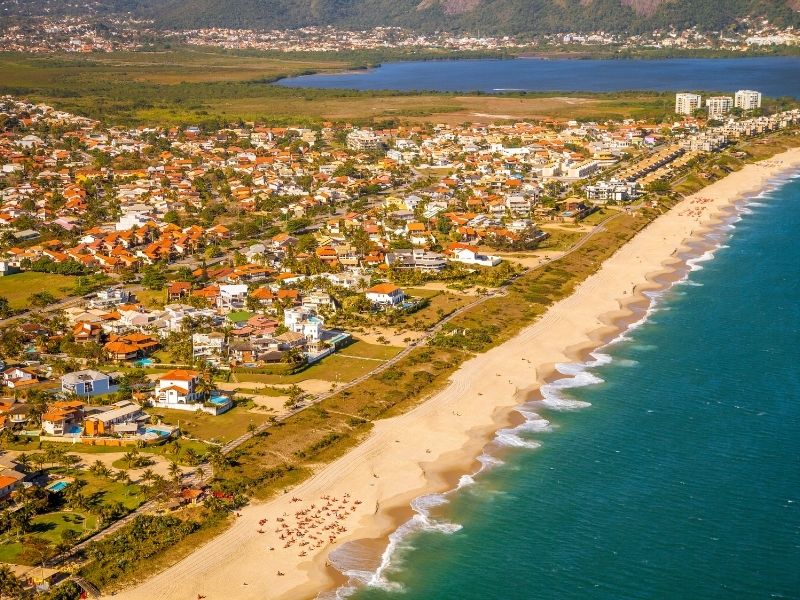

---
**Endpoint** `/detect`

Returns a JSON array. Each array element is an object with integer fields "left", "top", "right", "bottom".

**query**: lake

[{"left": 276, "top": 57, "right": 800, "bottom": 98}]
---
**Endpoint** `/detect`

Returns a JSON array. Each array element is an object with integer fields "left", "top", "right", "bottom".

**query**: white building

[
  {"left": 675, "top": 93, "right": 703, "bottom": 115},
  {"left": 284, "top": 307, "right": 323, "bottom": 342},
  {"left": 151, "top": 369, "right": 231, "bottom": 415},
  {"left": 217, "top": 284, "right": 248, "bottom": 311},
  {"left": 346, "top": 129, "right": 382, "bottom": 151},
  {"left": 735, "top": 90, "right": 762, "bottom": 111},
  {"left": 566, "top": 160, "right": 600, "bottom": 179},
  {"left": 585, "top": 179, "right": 641, "bottom": 203},
  {"left": 192, "top": 332, "right": 227, "bottom": 364},
  {"left": 706, "top": 96, "right": 734, "bottom": 119},
  {"left": 365, "top": 283, "right": 405, "bottom": 306}
]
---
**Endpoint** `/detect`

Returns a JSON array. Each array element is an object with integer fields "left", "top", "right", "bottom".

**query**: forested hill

[{"left": 4, "top": 0, "right": 800, "bottom": 34}]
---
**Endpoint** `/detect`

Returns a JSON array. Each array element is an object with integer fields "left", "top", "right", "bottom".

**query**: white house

[
  {"left": 217, "top": 284, "right": 249, "bottom": 311},
  {"left": 284, "top": 307, "right": 323, "bottom": 342},
  {"left": 365, "top": 284, "right": 405, "bottom": 306},
  {"left": 151, "top": 369, "right": 231, "bottom": 415},
  {"left": 446, "top": 243, "right": 502, "bottom": 267}
]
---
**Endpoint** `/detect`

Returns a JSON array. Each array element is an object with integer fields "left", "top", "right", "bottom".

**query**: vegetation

[{"left": 30, "top": 0, "right": 798, "bottom": 34}]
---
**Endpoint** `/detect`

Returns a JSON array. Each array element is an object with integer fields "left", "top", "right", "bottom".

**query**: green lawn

[
  {"left": 0, "top": 272, "right": 78, "bottom": 309},
  {"left": 339, "top": 340, "right": 403, "bottom": 360},
  {"left": 149, "top": 405, "right": 272, "bottom": 444},
  {"left": 406, "top": 292, "right": 471, "bottom": 329},
  {"left": 0, "top": 511, "right": 98, "bottom": 564},
  {"left": 131, "top": 287, "right": 166, "bottom": 309},
  {"left": 235, "top": 353, "right": 385, "bottom": 385},
  {"left": 405, "top": 288, "right": 442, "bottom": 299}
]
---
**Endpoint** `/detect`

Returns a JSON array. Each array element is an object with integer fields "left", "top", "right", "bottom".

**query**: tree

[
  {"left": 28, "top": 291, "right": 57, "bottom": 307},
  {"left": 168, "top": 461, "right": 182, "bottom": 484},
  {"left": 0, "top": 297, "right": 12, "bottom": 319},
  {"left": 0, "top": 564, "right": 23, "bottom": 600}
]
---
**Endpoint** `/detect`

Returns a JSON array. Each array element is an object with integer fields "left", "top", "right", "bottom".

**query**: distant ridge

[{"left": 3, "top": 0, "right": 799, "bottom": 34}]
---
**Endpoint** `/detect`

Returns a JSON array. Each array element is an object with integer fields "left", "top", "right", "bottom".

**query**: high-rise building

[
  {"left": 675, "top": 93, "right": 703, "bottom": 115},
  {"left": 706, "top": 96, "right": 734, "bottom": 119},
  {"left": 735, "top": 90, "right": 762, "bottom": 111}
]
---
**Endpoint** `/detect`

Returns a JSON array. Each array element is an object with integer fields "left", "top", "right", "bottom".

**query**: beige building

[
  {"left": 675, "top": 93, "right": 703, "bottom": 115},
  {"left": 706, "top": 96, "right": 734, "bottom": 119},
  {"left": 735, "top": 90, "right": 762, "bottom": 111}
]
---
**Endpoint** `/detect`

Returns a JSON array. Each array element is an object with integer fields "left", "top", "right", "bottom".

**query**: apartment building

[
  {"left": 734, "top": 90, "right": 762, "bottom": 111},
  {"left": 675, "top": 93, "right": 703, "bottom": 115},
  {"left": 706, "top": 96, "right": 734, "bottom": 119}
]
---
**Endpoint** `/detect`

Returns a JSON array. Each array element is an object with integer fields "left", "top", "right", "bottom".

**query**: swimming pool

[
  {"left": 135, "top": 358, "right": 154, "bottom": 367},
  {"left": 209, "top": 395, "right": 231, "bottom": 406},
  {"left": 47, "top": 481, "right": 69, "bottom": 493}
]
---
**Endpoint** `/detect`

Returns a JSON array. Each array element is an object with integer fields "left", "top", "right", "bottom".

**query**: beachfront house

[
  {"left": 150, "top": 369, "right": 232, "bottom": 415},
  {"left": 84, "top": 401, "right": 147, "bottom": 437},
  {"left": 444, "top": 243, "right": 502, "bottom": 267},
  {"left": 365, "top": 283, "right": 405, "bottom": 307}
]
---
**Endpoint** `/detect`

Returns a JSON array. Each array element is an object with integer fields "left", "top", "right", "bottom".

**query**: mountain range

[{"left": 3, "top": 0, "right": 800, "bottom": 34}]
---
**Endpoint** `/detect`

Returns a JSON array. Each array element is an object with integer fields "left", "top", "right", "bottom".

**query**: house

[
  {"left": 0, "top": 475, "right": 20, "bottom": 500},
  {"left": 445, "top": 243, "right": 502, "bottom": 267},
  {"left": 167, "top": 281, "right": 192, "bottom": 302},
  {"left": 151, "top": 369, "right": 231, "bottom": 415},
  {"left": 217, "top": 284, "right": 248, "bottom": 311},
  {"left": 72, "top": 322, "right": 103, "bottom": 344},
  {"left": 385, "top": 249, "right": 447, "bottom": 272},
  {"left": 61, "top": 370, "right": 120, "bottom": 397},
  {"left": 2, "top": 367, "right": 38, "bottom": 389},
  {"left": 192, "top": 332, "right": 227, "bottom": 365},
  {"left": 284, "top": 307, "right": 323, "bottom": 343},
  {"left": 365, "top": 283, "right": 405, "bottom": 306},
  {"left": 41, "top": 401, "right": 84, "bottom": 436},
  {"left": 84, "top": 401, "right": 146, "bottom": 436},
  {"left": 103, "top": 333, "right": 159, "bottom": 361}
]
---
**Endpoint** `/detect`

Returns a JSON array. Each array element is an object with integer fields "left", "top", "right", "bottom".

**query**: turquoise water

[
  {"left": 278, "top": 57, "right": 800, "bottom": 98},
  {"left": 349, "top": 174, "right": 800, "bottom": 599}
]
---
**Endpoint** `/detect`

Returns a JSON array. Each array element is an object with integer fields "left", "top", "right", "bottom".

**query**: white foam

[{"left": 495, "top": 429, "right": 542, "bottom": 449}]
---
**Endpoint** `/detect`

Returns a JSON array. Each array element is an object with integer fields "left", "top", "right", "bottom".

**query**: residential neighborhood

[{"left": 0, "top": 85, "right": 797, "bottom": 597}]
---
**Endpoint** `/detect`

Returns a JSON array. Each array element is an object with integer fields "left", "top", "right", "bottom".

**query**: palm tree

[
  {"left": 140, "top": 468, "right": 155, "bottom": 485},
  {"left": 168, "top": 462, "right": 182, "bottom": 484}
]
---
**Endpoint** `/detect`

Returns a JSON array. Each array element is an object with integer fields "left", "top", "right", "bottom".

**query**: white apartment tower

[
  {"left": 675, "top": 93, "right": 703, "bottom": 115},
  {"left": 706, "top": 96, "right": 734, "bottom": 119},
  {"left": 735, "top": 90, "right": 762, "bottom": 111}
]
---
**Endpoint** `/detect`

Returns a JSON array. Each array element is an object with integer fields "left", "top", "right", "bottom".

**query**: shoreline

[{"left": 104, "top": 148, "right": 800, "bottom": 600}]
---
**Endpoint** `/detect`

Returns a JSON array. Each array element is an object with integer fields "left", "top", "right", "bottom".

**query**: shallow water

[{"left": 347, "top": 174, "right": 800, "bottom": 599}]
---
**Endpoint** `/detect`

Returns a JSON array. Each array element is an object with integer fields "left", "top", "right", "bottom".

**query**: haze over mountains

[{"left": 3, "top": 0, "right": 799, "bottom": 33}]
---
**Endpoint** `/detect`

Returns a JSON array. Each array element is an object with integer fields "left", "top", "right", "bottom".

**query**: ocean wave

[{"left": 495, "top": 429, "right": 542, "bottom": 448}]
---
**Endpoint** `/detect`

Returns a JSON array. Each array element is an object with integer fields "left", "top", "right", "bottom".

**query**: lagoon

[{"left": 277, "top": 56, "right": 800, "bottom": 98}]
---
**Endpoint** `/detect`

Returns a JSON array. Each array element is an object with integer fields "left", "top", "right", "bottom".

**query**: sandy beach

[{"left": 106, "top": 148, "right": 800, "bottom": 600}]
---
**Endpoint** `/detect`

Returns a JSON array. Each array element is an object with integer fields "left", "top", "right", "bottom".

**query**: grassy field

[
  {"left": 0, "top": 48, "right": 681, "bottom": 126},
  {"left": 234, "top": 352, "right": 385, "bottom": 385},
  {"left": 149, "top": 404, "right": 273, "bottom": 444},
  {"left": 0, "top": 272, "right": 78, "bottom": 309},
  {"left": 338, "top": 340, "right": 404, "bottom": 360}
]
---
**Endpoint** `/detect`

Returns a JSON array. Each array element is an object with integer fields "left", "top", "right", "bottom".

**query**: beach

[{"left": 106, "top": 147, "right": 800, "bottom": 600}]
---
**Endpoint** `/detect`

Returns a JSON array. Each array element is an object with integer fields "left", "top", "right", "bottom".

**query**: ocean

[
  {"left": 276, "top": 57, "right": 800, "bottom": 98},
  {"left": 342, "top": 173, "right": 800, "bottom": 599}
]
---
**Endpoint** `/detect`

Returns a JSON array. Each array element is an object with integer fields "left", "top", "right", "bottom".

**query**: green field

[
  {"left": 149, "top": 405, "right": 272, "bottom": 444},
  {"left": 0, "top": 272, "right": 78, "bottom": 309},
  {"left": 338, "top": 340, "right": 403, "bottom": 360},
  {"left": 234, "top": 352, "right": 386, "bottom": 385},
  {"left": 0, "top": 48, "right": 686, "bottom": 126}
]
